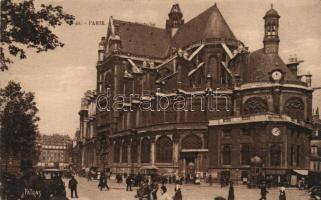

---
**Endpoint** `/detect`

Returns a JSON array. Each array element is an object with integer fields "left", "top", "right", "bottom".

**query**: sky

[{"left": 0, "top": 0, "right": 320, "bottom": 137}]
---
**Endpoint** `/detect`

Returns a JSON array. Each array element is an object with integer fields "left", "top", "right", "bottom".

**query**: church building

[{"left": 91, "top": 3, "right": 313, "bottom": 183}]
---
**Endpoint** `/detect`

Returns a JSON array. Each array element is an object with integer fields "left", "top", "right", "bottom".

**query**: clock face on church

[
  {"left": 271, "top": 127, "right": 281, "bottom": 136},
  {"left": 271, "top": 70, "right": 283, "bottom": 81}
]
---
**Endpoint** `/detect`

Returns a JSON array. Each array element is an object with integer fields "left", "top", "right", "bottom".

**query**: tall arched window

[
  {"left": 243, "top": 97, "right": 268, "bottom": 115},
  {"left": 122, "top": 141, "right": 128, "bottom": 163},
  {"left": 141, "top": 138, "right": 151, "bottom": 163},
  {"left": 182, "top": 134, "right": 202, "bottom": 149},
  {"left": 113, "top": 141, "right": 120, "bottom": 163},
  {"left": 208, "top": 56, "right": 218, "bottom": 79},
  {"left": 284, "top": 97, "right": 304, "bottom": 120},
  {"left": 222, "top": 145, "right": 231, "bottom": 165},
  {"left": 241, "top": 144, "right": 252, "bottom": 165},
  {"left": 270, "top": 144, "right": 281, "bottom": 167},
  {"left": 156, "top": 135, "right": 173, "bottom": 163},
  {"left": 103, "top": 72, "right": 112, "bottom": 93},
  {"left": 131, "top": 140, "right": 139, "bottom": 163}
]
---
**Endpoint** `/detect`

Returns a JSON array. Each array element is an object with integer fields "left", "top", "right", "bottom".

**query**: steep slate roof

[
  {"left": 172, "top": 4, "right": 237, "bottom": 48},
  {"left": 111, "top": 4, "right": 237, "bottom": 58},
  {"left": 241, "top": 49, "right": 299, "bottom": 83},
  {"left": 113, "top": 19, "right": 171, "bottom": 58}
]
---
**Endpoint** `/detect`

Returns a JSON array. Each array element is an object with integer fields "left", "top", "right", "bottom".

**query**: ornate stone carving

[
  {"left": 172, "top": 132, "right": 180, "bottom": 143},
  {"left": 243, "top": 97, "right": 268, "bottom": 115},
  {"left": 182, "top": 134, "right": 202, "bottom": 149},
  {"left": 284, "top": 97, "right": 304, "bottom": 120}
]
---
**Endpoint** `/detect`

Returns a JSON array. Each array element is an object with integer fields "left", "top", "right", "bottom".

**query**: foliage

[
  {"left": 0, "top": 81, "right": 40, "bottom": 160},
  {"left": 0, "top": 0, "right": 75, "bottom": 71}
]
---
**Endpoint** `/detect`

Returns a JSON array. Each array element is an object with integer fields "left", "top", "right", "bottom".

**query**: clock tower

[{"left": 263, "top": 4, "right": 280, "bottom": 54}]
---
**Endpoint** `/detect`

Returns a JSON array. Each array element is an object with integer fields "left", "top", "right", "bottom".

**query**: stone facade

[{"left": 78, "top": 3, "right": 314, "bottom": 183}]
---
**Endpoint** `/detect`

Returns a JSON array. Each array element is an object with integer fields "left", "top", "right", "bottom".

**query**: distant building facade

[
  {"left": 310, "top": 109, "right": 321, "bottom": 172},
  {"left": 78, "top": 91, "right": 103, "bottom": 169},
  {"left": 78, "top": 3, "right": 314, "bottom": 183},
  {"left": 38, "top": 134, "right": 72, "bottom": 168},
  {"left": 71, "top": 129, "right": 82, "bottom": 171}
]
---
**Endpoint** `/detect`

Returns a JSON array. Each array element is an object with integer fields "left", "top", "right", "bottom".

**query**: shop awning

[{"left": 293, "top": 170, "right": 308, "bottom": 176}]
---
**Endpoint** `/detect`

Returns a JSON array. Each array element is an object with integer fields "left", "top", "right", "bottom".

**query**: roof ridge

[
  {"left": 113, "top": 18, "right": 166, "bottom": 31},
  {"left": 172, "top": 4, "right": 237, "bottom": 48},
  {"left": 209, "top": 5, "right": 237, "bottom": 39}
]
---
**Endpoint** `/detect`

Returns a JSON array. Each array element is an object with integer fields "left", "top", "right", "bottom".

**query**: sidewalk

[{"left": 63, "top": 176, "right": 310, "bottom": 200}]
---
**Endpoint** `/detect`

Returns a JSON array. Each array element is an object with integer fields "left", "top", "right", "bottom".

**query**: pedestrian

[
  {"left": 209, "top": 174, "right": 212, "bottom": 186},
  {"left": 227, "top": 181, "right": 234, "bottom": 200},
  {"left": 126, "top": 175, "right": 132, "bottom": 191},
  {"left": 279, "top": 186, "right": 286, "bottom": 200},
  {"left": 141, "top": 180, "right": 151, "bottom": 200},
  {"left": 98, "top": 174, "right": 109, "bottom": 191},
  {"left": 220, "top": 177, "right": 224, "bottom": 188},
  {"left": 104, "top": 175, "right": 110, "bottom": 190},
  {"left": 260, "top": 183, "right": 268, "bottom": 200},
  {"left": 151, "top": 182, "right": 159, "bottom": 200},
  {"left": 68, "top": 176, "right": 78, "bottom": 198},
  {"left": 173, "top": 183, "right": 182, "bottom": 200},
  {"left": 160, "top": 186, "right": 171, "bottom": 200}
]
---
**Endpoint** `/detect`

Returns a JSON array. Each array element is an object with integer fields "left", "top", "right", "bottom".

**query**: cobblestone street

[{"left": 64, "top": 176, "right": 310, "bottom": 200}]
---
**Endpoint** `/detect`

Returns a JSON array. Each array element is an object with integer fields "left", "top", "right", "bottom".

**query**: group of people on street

[
  {"left": 67, "top": 172, "right": 289, "bottom": 200},
  {"left": 136, "top": 180, "right": 182, "bottom": 200},
  {"left": 259, "top": 181, "right": 287, "bottom": 200}
]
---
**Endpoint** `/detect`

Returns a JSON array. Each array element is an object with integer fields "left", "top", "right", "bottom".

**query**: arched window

[
  {"left": 270, "top": 144, "right": 281, "bottom": 167},
  {"left": 141, "top": 138, "right": 151, "bottom": 163},
  {"left": 121, "top": 141, "right": 128, "bottom": 163},
  {"left": 243, "top": 97, "right": 268, "bottom": 115},
  {"left": 131, "top": 140, "right": 139, "bottom": 163},
  {"left": 241, "top": 144, "right": 252, "bottom": 165},
  {"left": 222, "top": 145, "right": 231, "bottom": 165},
  {"left": 208, "top": 56, "right": 218, "bottom": 79},
  {"left": 113, "top": 141, "right": 120, "bottom": 163},
  {"left": 156, "top": 135, "right": 173, "bottom": 163},
  {"left": 284, "top": 97, "right": 304, "bottom": 120},
  {"left": 182, "top": 134, "right": 202, "bottom": 149},
  {"left": 103, "top": 72, "right": 112, "bottom": 93}
]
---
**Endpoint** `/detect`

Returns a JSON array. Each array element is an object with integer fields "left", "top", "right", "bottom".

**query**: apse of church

[{"left": 89, "top": 3, "right": 313, "bottom": 182}]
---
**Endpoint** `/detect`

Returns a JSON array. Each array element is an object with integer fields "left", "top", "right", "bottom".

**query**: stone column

[
  {"left": 128, "top": 140, "right": 131, "bottom": 165},
  {"left": 272, "top": 87, "right": 281, "bottom": 114},
  {"left": 173, "top": 133, "right": 180, "bottom": 166},
  {"left": 138, "top": 138, "right": 141, "bottom": 164},
  {"left": 119, "top": 139, "right": 123, "bottom": 164},
  {"left": 150, "top": 135, "right": 156, "bottom": 165}
]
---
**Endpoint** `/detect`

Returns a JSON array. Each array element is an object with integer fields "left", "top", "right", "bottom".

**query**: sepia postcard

[{"left": 0, "top": 0, "right": 321, "bottom": 199}]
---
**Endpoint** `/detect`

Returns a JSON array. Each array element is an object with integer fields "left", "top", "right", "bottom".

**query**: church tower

[
  {"left": 263, "top": 4, "right": 280, "bottom": 54},
  {"left": 166, "top": 4, "right": 184, "bottom": 37}
]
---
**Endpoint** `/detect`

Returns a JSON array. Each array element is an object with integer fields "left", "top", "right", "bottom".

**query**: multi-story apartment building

[{"left": 38, "top": 134, "right": 72, "bottom": 168}]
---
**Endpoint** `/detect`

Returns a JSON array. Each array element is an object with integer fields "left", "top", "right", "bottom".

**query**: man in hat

[{"left": 279, "top": 186, "right": 286, "bottom": 200}]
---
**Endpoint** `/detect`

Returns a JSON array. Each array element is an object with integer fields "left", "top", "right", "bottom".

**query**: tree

[
  {"left": 0, "top": 0, "right": 75, "bottom": 71},
  {"left": 0, "top": 81, "right": 40, "bottom": 170}
]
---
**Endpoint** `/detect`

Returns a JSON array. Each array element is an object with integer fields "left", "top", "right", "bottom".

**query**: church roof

[
  {"left": 108, "top": 4, "right": 237, "bottom": 58},
  {"left": 172, "top": 4, "right": 237, "bottom": 48},
  {"left": 113, "top": 19, "right": 171, "bottom": 58},
  {"left": 241, "top": 48, "right": 299, "bottom": 83}
]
